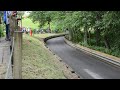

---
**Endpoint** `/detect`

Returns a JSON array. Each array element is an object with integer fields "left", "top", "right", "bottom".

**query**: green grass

[
  {"left": 0, "top": 24, "right": 5, "bottom": 37},
  {"left": 22, "top": 18, "right": 39, "bottom": 29},
  {"left": 22, "top": 34, "right": 66, "bottom": 79}
]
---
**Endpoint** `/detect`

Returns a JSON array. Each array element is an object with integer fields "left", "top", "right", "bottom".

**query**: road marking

[{"left": 84, "top": 69, "right": 104, "bottom": 79}]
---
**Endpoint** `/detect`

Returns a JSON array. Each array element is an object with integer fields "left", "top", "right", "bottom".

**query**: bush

[
  {"left": 79, "top": 42, "right": 120, "bottom": 58},
  {"left": 89, "top": 39, "right": 96, "bottom": 46},
  {"left": 0, "top": 25, "right": 4, "bottom": 37}
]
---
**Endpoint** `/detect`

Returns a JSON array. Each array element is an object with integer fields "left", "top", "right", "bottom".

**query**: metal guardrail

[{"left": 5, "top": 37, "right": 14, "bottom": 79}]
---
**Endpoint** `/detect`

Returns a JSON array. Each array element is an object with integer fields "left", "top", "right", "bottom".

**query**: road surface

[{"left": 46, "top": 37, "right": 120, "bottom": 79}]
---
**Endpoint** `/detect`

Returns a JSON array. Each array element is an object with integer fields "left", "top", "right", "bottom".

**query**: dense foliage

[
  {"left": 0, "top": 11, "right": 4, "bottom": 37},
  {"left": 29, "top": 11, "right": 120, "bottom": 57}
]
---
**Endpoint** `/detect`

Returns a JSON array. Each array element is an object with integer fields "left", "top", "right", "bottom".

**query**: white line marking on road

[{"left": 84, "top": 69, "right": 104, "bottom": 79}]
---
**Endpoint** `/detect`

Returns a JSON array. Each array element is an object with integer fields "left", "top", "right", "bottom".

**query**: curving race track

[{"left": 46, "top": 37, "right": 120, "bottom": 79}]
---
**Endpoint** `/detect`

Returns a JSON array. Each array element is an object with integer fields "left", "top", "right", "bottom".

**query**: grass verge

[
  {"left": 22, "top": 34, "right": 79, "bottom": 79},
  {"left": 22, "top": 34, "right": 66, "bottom": 79}
]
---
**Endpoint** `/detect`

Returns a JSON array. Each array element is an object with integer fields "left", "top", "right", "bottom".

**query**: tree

[
  {"left": 17, "top": 11, "right": 25, "bottom": 16},
  {"left": 29, "top": 11, "right": 120, "bottom": 57},
  {"left": 29, "top": 11, "right": 57, "bottom": 32}
]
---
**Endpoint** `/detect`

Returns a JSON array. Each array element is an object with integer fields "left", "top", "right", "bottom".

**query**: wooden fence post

[
  {"left": 9, "top": 13, "right": 23, "bottom": 79},
  {"left": 13, "top": 30, "right": 22, "bottom": 79}
]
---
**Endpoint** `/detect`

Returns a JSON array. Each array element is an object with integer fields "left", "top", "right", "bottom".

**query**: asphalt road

[{"left": 46, "top": 37, "right": 120, "bottom": 79}]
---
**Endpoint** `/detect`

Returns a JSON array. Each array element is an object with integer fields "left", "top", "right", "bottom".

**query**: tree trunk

[
  {"left": 84, "top": 26, "right": 88, "bottom": 45},
  {"left": 88, "top": 31, "right": 91, "bottom": 45},
  {"left": 104, "top": 35, "right": 111, "bottom": 49},
  {"left": 95, "top": 12, "right": 102, "bottom": 46},
  {"left": 71, "top": 29, "right": 74, "bottom": 41},
  {"left": 95, "top": 28, "right": 101, "bottom": 46},
  {"left": 48, "top": 22, "right": 51, "bottom": 33},
  {"left": 69, "top": 29, "right": 72, "bottom": 41},
  {"left": 73, "top": 28, "right": 76, "bottom": 42}
]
